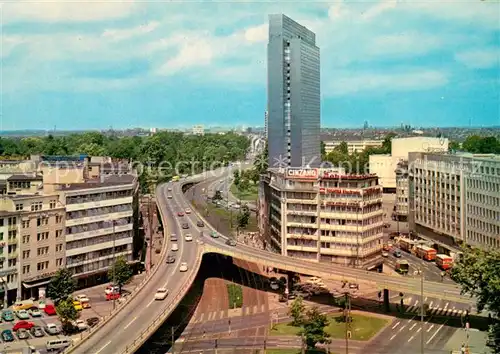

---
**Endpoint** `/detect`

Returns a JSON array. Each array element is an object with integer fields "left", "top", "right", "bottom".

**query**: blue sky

[{"left": 1, "top": 0, "right": 499, "bottom": 130}]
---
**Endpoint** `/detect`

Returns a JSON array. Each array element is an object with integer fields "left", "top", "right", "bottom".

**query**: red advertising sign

[{"left": 286, "top": 168, "right": 318, "bottom": 179}]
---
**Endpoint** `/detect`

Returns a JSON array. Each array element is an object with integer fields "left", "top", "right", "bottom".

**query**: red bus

[
  {"left": 435, "top": 254, "right": 453, "bottom": 270},
  {"left": 416, "top": 245, "right": 437, "bottom": 261}
]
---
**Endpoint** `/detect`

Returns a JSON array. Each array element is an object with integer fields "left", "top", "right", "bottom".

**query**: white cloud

[
  {"left": 455, "top": 48, "right": 500, "bottom": 69},
  {"left": 102, "top": 22, "right": 160, "bottom": 41},
  {"left": 244, "top": 24, "right": 268, "bottom": 43},
  {"left": 362, "top": 0, "right": 398, "bottom": 21},
  {"left": 327, "top": 70, "right": 448, "bottom": 95},
  {"left": 4, "top": 0, "right": 137, "bottom": 23},
  {"left": 367, "top": 33, "right": 441, "bottom": 57}
]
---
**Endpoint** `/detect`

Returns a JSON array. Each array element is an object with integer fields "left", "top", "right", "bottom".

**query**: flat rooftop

[{"left": 58, "top": 174, "right": 136, "bottom": 191}]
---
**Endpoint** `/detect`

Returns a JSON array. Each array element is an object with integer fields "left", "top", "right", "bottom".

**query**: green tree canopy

[
  {"left": 108, "top": 256, "right": 133, "bottom": 291},
  {"left": 47, "top": 268, "right": 76, "bottom": 305},
  {"left": 236, "top": 206, "right": 250, "bottom": 229},
  {"left": 300, "top": 307, "right": 331, "bottom": 349},
  {"left": 56, "top": 297, "right": 79, "bottom": 333},
  {"left": 289, "top": 296, "right": 306, "bottom": 326}
]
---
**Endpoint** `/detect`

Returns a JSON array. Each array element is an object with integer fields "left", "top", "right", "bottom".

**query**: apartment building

[
  {"left": 408, "top": 152, "right": 500, "bottom": 252},
  {"left": 60, "top": 174, "right": 138, "bottom": 287},
  {"left": 323, "top": 140, "right": 383, "bottom": 155},
  {"left": 0, "top": 211, "right": 20, "bottom": 304},
  {"left": 394, "top": 160, "right": 409, "bottom": 221},
  {"left": 260, "top": 168, "right": 384, "bottom": 269}
]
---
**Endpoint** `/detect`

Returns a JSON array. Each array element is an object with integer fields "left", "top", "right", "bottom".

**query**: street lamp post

[{"left": 414, "top": 268, "right": 425, "bottom": 354}]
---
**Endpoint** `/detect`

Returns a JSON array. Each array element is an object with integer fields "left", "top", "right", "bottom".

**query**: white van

[
  {"left": 46, "top": 338, "right": 72, "bottom": 351},
  {"left": 171, "top": 243, "right": 179, "bottom": 252}
]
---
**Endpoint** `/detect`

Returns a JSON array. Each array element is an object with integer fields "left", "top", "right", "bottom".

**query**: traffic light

[
  {"left": 399, "top": 292, "right": 404, "bottom": 297},
  {"left": 215, "top": 339, "right": 218, "bottom": 348},
  {"left": 378, "top": 291, "right": 382, "bottom": 299}
]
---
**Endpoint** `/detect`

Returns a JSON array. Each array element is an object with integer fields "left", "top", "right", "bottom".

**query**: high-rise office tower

[{"left": 267, "top": 14, "right": 321, "bottom": 168}]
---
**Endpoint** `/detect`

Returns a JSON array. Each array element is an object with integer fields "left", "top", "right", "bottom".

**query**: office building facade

[
  {"left": 408, "top": 152, "right": 500, "bottom": 252},
  {"left": 260, "top": 168, "right": 384, "bottom": 269},
  {"left": 394, "top": 160, "right": 409, "bottom": 221},
  {"left": 267, "top": 14, "right": 321, "bottom": 168}
]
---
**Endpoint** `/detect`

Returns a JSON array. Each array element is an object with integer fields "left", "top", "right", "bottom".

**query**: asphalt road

[{"left": 70, "top": 178, "right": 202, "bottom": 354}]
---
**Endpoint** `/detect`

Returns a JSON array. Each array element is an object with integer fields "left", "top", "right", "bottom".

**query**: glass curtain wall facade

[{"left": 267, "top": 14, "right": 321, "bottom": 169}]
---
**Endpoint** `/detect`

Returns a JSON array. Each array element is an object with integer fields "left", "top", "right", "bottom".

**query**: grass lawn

[
  {"left": 226, "top": 283, "right": 243, "bottom": 308},
  {"left": 231, "top": 182, "right": 259, "bottom": 201},
  {"left": 270, "top": 314, "right": 389, "bottom": 341},
  {"left": 200, "top": 200, "right": 258, "bottom": 233}
]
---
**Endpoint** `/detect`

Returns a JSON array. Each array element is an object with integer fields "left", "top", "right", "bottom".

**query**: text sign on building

[{"left": 286, "top": 168, "right": 318, "bottom": 179}]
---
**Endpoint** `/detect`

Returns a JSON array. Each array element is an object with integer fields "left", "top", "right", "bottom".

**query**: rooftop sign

[{"left": 286, "top": 168, "right": 318, "bottom": 179}]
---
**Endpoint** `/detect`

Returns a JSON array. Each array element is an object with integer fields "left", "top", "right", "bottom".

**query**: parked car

[
  {"left": 2, "top": 310, "right": 14, "bottom": 321},
  {"left": 166, "top": 255, "right": 175, "bottom": 264},
  {"left": 154, "top": 288, "right": 169, "bottom": 301},
  {"left": 16, "top": 309, "right": 30, "bottom": 320},
  {"left": 105, "top": 285, "right": 120, "bottom": 295},
  {"left": 196, "top": 220, "right": 204, "bottom": 227},
  {"left": 75, "top": 294, "right": 90, "bottom": 303},
  {"left": 73, "top": 301, "right": 83, "bottom": 311},
  {"left": 44, "top": 323, "right": 60, "bottom": 335},
  {"left": 73, "top": 319, "right": 89, "bottom": 331},
  {"left": 44, "top": 304, "right": 56, "bottom": 316},
  {"left": 16, "top": 328, "right": 30, "bottom": 340},
  {"left": 2, "top": 329, "right": 14, "bottom": 342},
  {"left": 13, "top": 321, "right": 35, "bottom": 331},
  {"left": 30, "top": 325, "right": 44, "bottom": 337},
  {"left": 28, "top": 308, "right": 42, "bottom": 317},
  {"left": 106, "top": 293, "right": 120, "bottom": 301},
  {"left": 86, "top": 317, "right": 99, "bottom": 327}
]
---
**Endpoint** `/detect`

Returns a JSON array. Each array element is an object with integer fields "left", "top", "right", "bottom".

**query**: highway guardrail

[{"left": 121, "top": 246, "right": 205, "bottom": 353}]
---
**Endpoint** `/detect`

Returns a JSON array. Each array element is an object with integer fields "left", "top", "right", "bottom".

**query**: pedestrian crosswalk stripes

[{"left": 406, "top": 304, "right": 465, "bottom": 317}]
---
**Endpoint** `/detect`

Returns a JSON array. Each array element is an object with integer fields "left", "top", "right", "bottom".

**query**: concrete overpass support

[
  {"left": 287, "top": 271, "right": 297, "bottom": 293},
  {"left": 383, "top": 289, "right": 390, "bottom": 312}
]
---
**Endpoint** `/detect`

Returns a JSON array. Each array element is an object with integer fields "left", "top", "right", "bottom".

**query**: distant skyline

[{"left": 2, "top": 1, "right": 499, "bottom": 130}]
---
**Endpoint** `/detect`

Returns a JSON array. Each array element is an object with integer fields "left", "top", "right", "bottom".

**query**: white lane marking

[
  {"left": 146, "top": 299, "right": 154, "bottom": 308},
  {"left": 95, "top": 341, "right": 112, "bottom": 354},
  {"left": 426, "top": 323, "right": 444, "bottom": 344},
  {"left": 444, "top": 302, "right": 449, "bottom": 309},
  {"left": 124, "top": 317, "right": 137, "bottom": 330},
  {"left": 409, "top": 323, "right": 417, "bottom": 331},
  {"left": 427, "top": 324, "right": 434, "bottom": 333},
  {"left": 429, "top": 301, "right": 433, "bottom": 308},
  {"left": 392, "top": 321, "right": 400, "bottom": 329},
  {"left": 416, "top": 327, "right": 422, "bottom": 333},
  {"left": 389, "top": 334, "right": 397, "bottom": 341},
  {"left": 424, "top": 297, "right": 428, "bottom": 302},
  {"left": 414, "top": 300, "right": 419, "bottom": 306},
  {"left": 398, "top": 324, "right": 406, "bottom": 332},
  {"left": 407, "top": 335, "right": 415, "bottom": 342}
]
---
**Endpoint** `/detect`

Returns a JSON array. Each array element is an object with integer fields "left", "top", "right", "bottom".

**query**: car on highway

[
  {"left": 185, "top": 208, "right": 192, "bottom": 214},
  {"left": 16, "top": 328, "right": 30, "bottom": 340},
  {"left": 394, "top": 250, "right": 402, "bottom": 258},
  {"left": 16, "top": 309, "right": 30, "bottom": 320},
  {"left": 13, "top": 320, "right": 35, "bottom": 331},
  {"left": 177, "top": 211, "right": 185, "bottom": 217},
  {"left": 2, "top": 329, "right": 14, "bottom": 342},
  {"left": 170, "top": 233, "right": 178, "bottom": 242},
  {"left": 184, "top": 234, "right": 193, "bottom": 242},
  {"left": 166, "top": 255, "right": 175, "bottom": 264},
  {"left": 179, "top": 262, "right": 188, "bottom": 272},
  {"left": 196, "top": 220, "right": 204, "bottom": 227},
  {"left": 167, "top": 187, "right": 172, "bottom": 191},
  {"left": 225, "top": 238, "right": 237, "bottom": 246},
  {"left": 28, "top": 308, "right": 42, "bottom": 317},
  {"left": 154, "top": 288, "right": 169, "bottom": 300},
  {"left": 44, "top": 304, "right": 56, "bottom": 316},
  {"left": 2, "top": 310, "right": 14, "bottom": 321},
  {"left": 44, "top": 323, "right": 60, "bottom": 335},
  {"left": 181, "top": 223, "right": 189, "bottom": 229},
  {"left": 167, "top": 195, "right": 173, "bottom": 199},
  {"left": 382, "top": 251, "right": 389, "bottom": 257},
  {"left": 210, "top": 231, "right": 219, "bottom": 238},
  {"left": 171, "top": 243, "right": 179, "bottom": 251},
  {"left": 30, "top": 325, "right": 44, "bottom": 337}
]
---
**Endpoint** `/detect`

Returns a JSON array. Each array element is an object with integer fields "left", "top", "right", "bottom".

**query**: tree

[
  {"left": 212, "top": 190, "right": 223, "bottom": 202},
  {"left": 320, "top": 141, "right": 326, "bottom": 159},
  {"left": 238, "top": 178, "right": 250, "bottom": 193},
  {"left": 448, "top": 140, "right": 460, "bottom": 152},
  {"left": 108, "top": 256, "right": 133, "bottom": 292},
  {"left": 300, "top": 307, "right": 331, "bottom": 350},
  {"left": 47, "top": 268, "right": 76, "bottom": 305},
  {"left": 56, "top": 297, "right": 79, "bottom": 333},
  {"left": 233, "top": 170, "right": 241, "bottom": 188},
  {"left": 289, "top": 296, "right": 306, "bottom": 326},
  {"left": 451, "top": 247, "right": 500, "bottom": 353},
  {"left": 334, "top": 141, "right": 348, "bottom": 155},
  {"left": 236, "top": 206, "right": 250, "bottom": 229}
]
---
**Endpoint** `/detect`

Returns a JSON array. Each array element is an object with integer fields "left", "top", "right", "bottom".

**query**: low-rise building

[
  {"left": 192, "top": 125, "right": 205, "bottom": 136},
  {"left": 323, "top": 139, "right": 383, "bottom": 155},
  {"left": 408, "top": 152, "right": 500, "bottom": 253},
  {"left": 259, "top": 168, "right": 384, "bottom": 269}
]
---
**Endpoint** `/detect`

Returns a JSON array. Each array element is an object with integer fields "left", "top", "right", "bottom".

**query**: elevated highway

[{"left": 68, "top": 167, "right": 475, "bottom": 354}]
